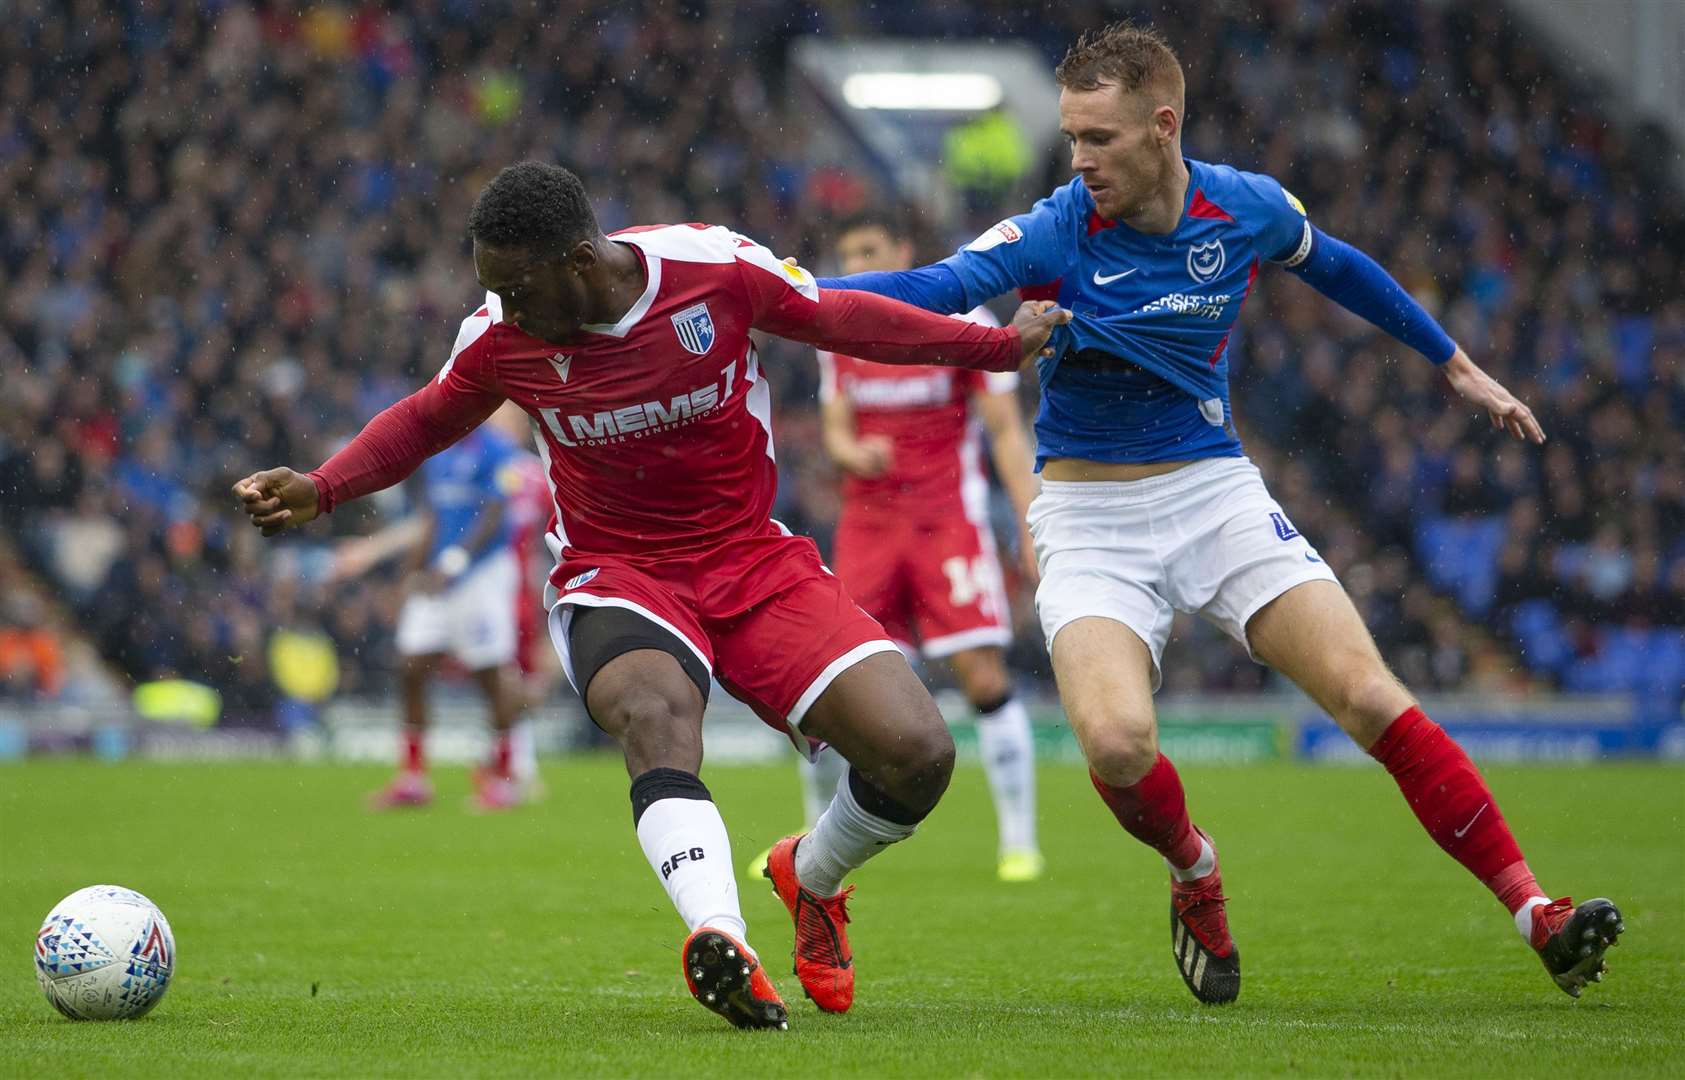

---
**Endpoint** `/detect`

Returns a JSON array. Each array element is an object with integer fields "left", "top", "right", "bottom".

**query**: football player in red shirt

[
  {"left": 805, "top": 211, "right": 1044, "bottom": 883},
  {"left": 235, "top": 162, "right": 1067, "bottom": 1030}
]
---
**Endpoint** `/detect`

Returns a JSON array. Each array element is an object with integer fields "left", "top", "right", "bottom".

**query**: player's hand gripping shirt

[
  {"left": 817, "top": 307, "right": 1015, "bottom": 521},
  {"left": 940, "top": 160, "right": 1313, "bottom": 466}
]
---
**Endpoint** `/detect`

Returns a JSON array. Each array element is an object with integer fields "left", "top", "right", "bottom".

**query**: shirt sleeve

[
  {"left": 936, "top": 182, "right": 1079, "bottom": 308},
  {"left": 1234, "top": 170, "right": 1314, "bottom": 266},
  {"left": 729, "top": 231, "right": 823, "bottom": 318},
  {"left": 309, "top": 316, "right": 507, "bottom": 514},
  {"left": 1288, "top": 226, "right": 1457, "bottom": 365},
  {"left": 815, "top": 264, "right": 969, "bottom": 313},
  {"left": 733, "top": 233, "right": 1021, "bottom": 372}
]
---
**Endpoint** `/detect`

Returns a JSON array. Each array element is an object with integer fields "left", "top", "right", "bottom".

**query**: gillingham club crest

[
  {"left": 1186, "top": 239, "right": 1226, "bottom": 284},
  {"left": 670, "top": 302, "right": 716, "bottom": 355}
]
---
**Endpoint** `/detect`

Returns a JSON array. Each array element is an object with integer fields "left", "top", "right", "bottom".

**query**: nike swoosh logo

[
  {"left": 1454, "top": 803, "right": 1488, "bottom": 838},
  {"left": 1305, "top": 552, "right": 1323, "bottom": 563},
  {"left": 1092, "top": 268, "right": 1138, "bottom": 285}
]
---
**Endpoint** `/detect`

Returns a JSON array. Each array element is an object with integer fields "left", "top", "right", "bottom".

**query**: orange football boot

[{"left": 764, "top": 834, "right": 854, "bottom": 1013}]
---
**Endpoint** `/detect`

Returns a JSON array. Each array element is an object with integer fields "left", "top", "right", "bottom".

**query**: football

[{"left": 34, "top": 885, "right": 175, "bottom": 1021}]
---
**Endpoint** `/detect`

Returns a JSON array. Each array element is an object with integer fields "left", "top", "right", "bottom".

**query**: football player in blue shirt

[
  {"left": 341, "top": 424, "right": 532, "bottom": 813},
  {"left": 820, "top": 21, "right": 1618, "bottom": 1004}
]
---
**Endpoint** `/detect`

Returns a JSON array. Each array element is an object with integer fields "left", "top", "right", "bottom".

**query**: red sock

[
  {"left": 492, "top": 732, "right": 512, "bottom": 779},
  {"left": 1090, "top": 754, "right": 1206, "bottom": 873},
  {"left": 402, "top": 728, "right": 424, "bottom": 773},
  {"left": 1369, "top": 706, "right": 1543, "bottom": 914}
]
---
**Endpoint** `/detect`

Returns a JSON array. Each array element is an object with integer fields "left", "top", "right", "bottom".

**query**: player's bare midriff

[{"left": 1042, "top": 458, "right": 1195, "bottom": 482}]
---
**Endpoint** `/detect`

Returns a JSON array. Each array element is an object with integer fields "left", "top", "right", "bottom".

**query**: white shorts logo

[
  {"left": 1187, "top": 240, "right": 1226, "bottom": 284},
  {"left": 564, "top": 568, "right": 600, "bottom": 590}
]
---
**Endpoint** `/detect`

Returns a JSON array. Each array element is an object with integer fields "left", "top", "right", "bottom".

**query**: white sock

[
  {"left": 794, "top": 770, "right": 916, "bottom": 897},
  {"left": 975, "top": 697, "right": 1038, "bottom": 856},
  {"left": 509, "top": 722, "right": 538, "bottom": 784},
  {"left": 1167, "top": 833, "right": 1217, "bottom": 882},
  {"left": 1513, "top": 896, "right": 1551, "bottom": 942},
  {"left": 635, "top": 796, "right": 752, "bottom": 956},
  {"left": 798, "top": 744, "right": 849, "bottom": 830}
]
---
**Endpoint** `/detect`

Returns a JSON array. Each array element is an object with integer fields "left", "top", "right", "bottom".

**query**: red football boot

[
  {"left": 681, "top": 928, "right": 787, "bottom": 1030},
  {"left": 764, "top": 834, "right": 854, "bottom": 1013},
  {"left": 1169, "top": 831, "right": 1240, "bottom": 1004},
  {"left": 367, "top": 770, "right": 433, "bottom": 811},
  {"left": 469, "top": 771, "right": 521, "bottom": 813}
]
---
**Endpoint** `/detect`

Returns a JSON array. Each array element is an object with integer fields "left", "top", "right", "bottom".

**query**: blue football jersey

[
  {"left": 419, "top": 426, "right": 518, "bottom": 567},
  {"left": 938, "top": 159, "right": 1312, "bottom": 466}
]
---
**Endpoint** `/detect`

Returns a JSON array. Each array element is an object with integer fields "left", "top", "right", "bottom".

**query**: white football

[{"left": 35, "top": 885, "right": 175, "bottom": 1020}]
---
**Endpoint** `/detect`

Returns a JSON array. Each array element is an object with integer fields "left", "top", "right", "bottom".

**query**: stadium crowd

[{"left": 0, "top": 0, "right": 1678, "bottom": 717}]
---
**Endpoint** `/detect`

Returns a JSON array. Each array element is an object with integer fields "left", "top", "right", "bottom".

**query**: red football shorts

[
  {"left": 831, "top": 510, "right": 1010, "bottom": 659},
  {"left": 546, "top": 526, "right": 896, "bottom": 749}
]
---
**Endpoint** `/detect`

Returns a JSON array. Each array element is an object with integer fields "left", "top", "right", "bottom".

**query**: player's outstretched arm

[
  {"left": 328, "top": 515, "right": 431, "bottom": 582},
  {"left": 233, "top": 376, "right": 503, "bottom": 537},
  {"left": 1282, "top": 225, "right": 1542, "bottom": 444},
  {"left": 813, "top": 196, "right": 1073, "bottom": 315},
  {"left": 815, "top": 263, "right": 970, "bottom": 315},
  {"left": 757, "top": 287, "right": 1067, "bottom": 372}
]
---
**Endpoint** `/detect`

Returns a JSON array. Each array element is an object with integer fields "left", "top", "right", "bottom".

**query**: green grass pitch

[{"left": 2, "top": 756, "right": 1681, "bottom": 1077}]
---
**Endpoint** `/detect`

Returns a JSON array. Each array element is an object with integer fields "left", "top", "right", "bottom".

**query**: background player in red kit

[
  {"left": 815, "top": 211, "right": 1044, "bottom": 882},
  {"left": 234, "top": 162, "right": 1068, "bottom": 1030}
]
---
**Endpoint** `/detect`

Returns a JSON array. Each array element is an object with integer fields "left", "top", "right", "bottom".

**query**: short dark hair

[
  {"left": 1055, "top": 21, "right": 1184, "bottom": 106},
  {"left": 833, "top": 207, "right": 909, "bottom": 243},
  {"left": 467, "top": 161, "right": 599, "bottom": 257}
]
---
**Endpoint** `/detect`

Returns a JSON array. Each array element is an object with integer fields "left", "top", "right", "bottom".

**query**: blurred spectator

[{"left": 0, "top": 595, "right": 63, "bottom": 700}]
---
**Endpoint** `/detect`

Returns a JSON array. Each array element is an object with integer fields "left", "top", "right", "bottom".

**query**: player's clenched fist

[
  {"left": 232, "top": 467, "right": 320, "bottom": 536},
  {"left": 1011, "top": 300, "right": 1072, "bottom": 366}
]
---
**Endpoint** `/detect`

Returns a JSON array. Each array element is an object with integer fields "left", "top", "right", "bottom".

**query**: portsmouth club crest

[
  {"left": 670, "top": 302, "right": 716, "bottom": 356},
  {"left": 1186, "top": 239, "right": 1226, "bottom": 284}
]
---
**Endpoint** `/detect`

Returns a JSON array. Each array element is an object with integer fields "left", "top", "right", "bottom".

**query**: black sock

[
  {"left": 629, "top": 767, "right": 711, "bottom": 826},
  {"left": 846, "top": 766, "right": 926, "bottom": 827}
]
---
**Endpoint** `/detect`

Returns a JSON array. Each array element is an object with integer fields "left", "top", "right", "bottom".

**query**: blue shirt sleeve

[
  {"left": 816, "top": 264, "right": 968, "bottom": 313},
  {"left": 935, "top": 183, "right": 1079, "bottom": 308},
  {"left": 1232, "top": 169, "right": 1312, "bottom": 264},
  {"left": 1288, "top": 226, "right": 1457, "bottom": 365},
  {"left": 817, "top": 182, "right": 1079, "bottom": 313},
  {"left": 1230, "top": 169, "right": 1454, "bottom": 364}
]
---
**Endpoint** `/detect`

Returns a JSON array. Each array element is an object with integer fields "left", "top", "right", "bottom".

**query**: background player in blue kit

[
  {"left": 343, "top": 424, "right": 531, "bottom": 812},
  {"left": 823, "top": 22, "right": 1621, "bottom": 1005}
]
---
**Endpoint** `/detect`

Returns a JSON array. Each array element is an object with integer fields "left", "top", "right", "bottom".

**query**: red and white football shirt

[
  {"left": 308, "top": 223, "right": 1020, "bottom": 734},
  {"left": 432, "top": 225, "right": 834, "bottom": 595},
  {"left": 817, "top": 309, "right": 1017, "bottom": 657},
  {"left": 817, "top": 307, "right": 1016, "bottom": 523}
]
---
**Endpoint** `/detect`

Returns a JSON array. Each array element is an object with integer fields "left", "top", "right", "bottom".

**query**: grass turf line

[{"left": 1, "top": 757, "right": 1680, "bottom": 1077}]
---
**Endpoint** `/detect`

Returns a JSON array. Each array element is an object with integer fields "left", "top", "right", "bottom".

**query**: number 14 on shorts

[{"left": 943, "top": 555, "right": 996, "bottom": 612}]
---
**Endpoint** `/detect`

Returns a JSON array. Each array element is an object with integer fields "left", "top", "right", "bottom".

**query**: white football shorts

[
  {"left": 1027, "top": 457, "right": 1337, "bottom": 690},
  {"left": 395, "top": 548, "right": 520, "bottom": 670}
]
